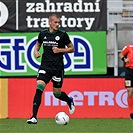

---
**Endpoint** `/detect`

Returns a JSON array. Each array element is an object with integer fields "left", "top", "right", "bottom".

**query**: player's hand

[
  {"left": 34, "top": 51, "right": 41, "bottom": 58},
  {"left": 52, "top": 47, "right": 60, "bottom": 53},
  {"left": 125, "top": 58, "right": 130, "bottom": 63}
]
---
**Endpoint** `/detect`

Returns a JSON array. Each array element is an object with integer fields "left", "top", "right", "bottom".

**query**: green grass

[{"left": 0, "top": 118, "right": 133, "bottom": 133}]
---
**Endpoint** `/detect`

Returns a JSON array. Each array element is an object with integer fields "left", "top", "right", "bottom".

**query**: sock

[
  {"left": 54, "top": 91, "right": 71, "bottom": 108},
  {"left": 32, "top": 89, "right": 43, "bottom": 118},
  {"left": 127, "top": 97, "right": 133, "bottom": 114}
]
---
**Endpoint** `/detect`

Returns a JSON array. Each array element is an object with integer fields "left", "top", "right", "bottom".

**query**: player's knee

[
  {"left": 53, "top": 82, "right": 62, "bottom": 88},
  {"left": 53, "top": 92, "right": 61, "bottom": 98},
  {"left": 36, "top": 84, "right": 45, "bottom": 91}
]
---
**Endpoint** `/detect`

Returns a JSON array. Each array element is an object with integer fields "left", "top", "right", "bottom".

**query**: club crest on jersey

[
  {"left": 44, "top": 36, "right": 47, "bottom": 39},
  {"left": 125, "top": 80, "right": 131, "bottom": 87},
  {"left": 55, "top": 36, "right": 60, "bottom": 41}
]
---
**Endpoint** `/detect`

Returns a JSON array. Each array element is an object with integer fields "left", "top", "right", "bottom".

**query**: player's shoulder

[
  {"left": 127, "top": 44, "right": 133, "bottom": 47},
  {"left": 123, "top": 44, "right": 133, "bottom": 51},
  {"left": 58, "top": 28, "right": 66, "bottom": 33},
  {"left": 40, "top": 28, "right": 49, "bottom": 33}
]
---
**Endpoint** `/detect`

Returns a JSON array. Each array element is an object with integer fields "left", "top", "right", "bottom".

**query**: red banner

[{"left": 8, "top": 78, "right": 129, "bottom": 118}]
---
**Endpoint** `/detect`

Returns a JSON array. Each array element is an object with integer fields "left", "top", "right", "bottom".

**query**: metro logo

[
  {"left": 0, "top": 32, "right": 106, "bottom": 76},
  {"left": 44, "top": 90, "right": 128, "bottom": 108}
]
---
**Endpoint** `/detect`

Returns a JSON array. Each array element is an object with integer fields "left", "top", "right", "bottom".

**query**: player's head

[{"left": 49, "top": 14, "right": 60, "bottom": 32}]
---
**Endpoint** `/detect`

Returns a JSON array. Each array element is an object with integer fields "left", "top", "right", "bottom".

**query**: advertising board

[
  {"left": 0, "top": 32, "right": 106, "bottom": 76},
  {"left": 8, "top": 78, "right": 128, "bottom": 118}
]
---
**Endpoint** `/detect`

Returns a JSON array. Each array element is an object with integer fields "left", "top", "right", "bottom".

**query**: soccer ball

[{"left": 55, "top": 112, "right": 69, "bottom": 125}]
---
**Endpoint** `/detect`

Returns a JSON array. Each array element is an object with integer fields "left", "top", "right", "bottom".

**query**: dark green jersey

[{"left": 38, "top": 28, "right": 72, "bottom": 70}]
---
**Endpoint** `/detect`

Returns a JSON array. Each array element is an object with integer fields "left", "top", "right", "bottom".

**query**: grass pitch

[{"left": 0, "top": 118, "right": 133, "bottom": 133}]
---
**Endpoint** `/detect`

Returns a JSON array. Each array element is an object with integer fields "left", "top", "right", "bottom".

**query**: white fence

[{"left": 107, "top": 0, "right": 133, "bottom": 76}]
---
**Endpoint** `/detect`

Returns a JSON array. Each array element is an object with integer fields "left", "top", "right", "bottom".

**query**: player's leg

[
  {"left": 27, "top": 69, "right": 51, "bottom": 124},
  {"left": 127, "top": 87, "right": 133, "bottom": 119},
  {"left": 27, "top": 80, "right": 45, "bottom": 124},
  {"left": 32, "top": 80, "right": 46, "bottom": 118},
  {"left": 53, "top": 87, "right": 75, "bottom": 114},
  {"left": 125, "top": 68, "right": 133, "bottom": 119},
  {"left": 52, "top": 70, "right": 75, "bottom": 114}
]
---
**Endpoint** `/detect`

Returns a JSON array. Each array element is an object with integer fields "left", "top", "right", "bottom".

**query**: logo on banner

[
  {"left": 25, "top": 0, "right": 99, "bottom": 30},
  {"left": 0, "top": 0, "right": 107, "bottom": 32},
  {"left": 44, "top": 89, "right": 128, "bottom": 108},
  {"left": 0, "top": 2, "right": 9, "bottom": 27},
  {"left": 0, "top": 35, "right": 93, "bottom": 73}
]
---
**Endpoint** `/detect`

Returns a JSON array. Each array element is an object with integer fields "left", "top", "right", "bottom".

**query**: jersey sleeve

[
  {"left": 63, "top": 32, "right": 72, "bottom": 46},
  {"left": 37, "top": 32, "right": 43, "bottom": 44},
  {"left": 122, "top": 45, "right": 129, "bottom": 55}
]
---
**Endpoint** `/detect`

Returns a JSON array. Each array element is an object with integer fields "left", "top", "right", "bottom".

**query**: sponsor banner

[
  {"left": 0, "top": 32, "right": 106, "bottom": 76},
  {"left": 0, "top": 78, "right": 8, "bottom": 118},
  {"left": 8, "top": 78, "right": 129, "bottom": 118},
  {"left": 0, "top": 1, "right": 16, "bottom": 31},
  {"left": 1, "top": 0, "right": 107, "bottom": 32}
]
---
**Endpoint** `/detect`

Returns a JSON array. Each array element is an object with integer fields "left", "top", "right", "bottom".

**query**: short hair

[{"left": 49, "top": 14, "right": 60, "bottom": 21}]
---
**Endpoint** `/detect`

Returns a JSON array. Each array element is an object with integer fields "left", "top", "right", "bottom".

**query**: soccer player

[
  {"left": 27, "top": 14, "right": 75, "bottom": 124},
  {"left": 119, "top": 44, "right": 133, "bottom": 119}
]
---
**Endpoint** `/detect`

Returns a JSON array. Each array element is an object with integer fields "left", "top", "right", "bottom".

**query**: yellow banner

[{"left": 0, "top": 78, "right": 8, "bottom": 118}]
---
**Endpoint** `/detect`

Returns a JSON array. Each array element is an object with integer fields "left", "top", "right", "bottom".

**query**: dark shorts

[
  {"left": 37, "top": 69, "right": 64, "bottom": 88},
  {"left": 125, "top": 67, "right": 133, "bottom": 88}
]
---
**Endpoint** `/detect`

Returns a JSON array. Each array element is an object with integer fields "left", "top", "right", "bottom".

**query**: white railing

[
  {"left": 107, "top": 1, "right": 133, "bottom": 76},
  {"left": 108, "top": 1, "right": 133, "bottom": 29}
]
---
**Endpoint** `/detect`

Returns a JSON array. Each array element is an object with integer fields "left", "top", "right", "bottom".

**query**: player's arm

[
  {"left": 65, "top": 43, "right": 75, "bottom": 53},
  {"left": 34, "top": 41, "right": 41, "bottom": 58},
  {"left": 52, "top": 43, "right": 74, "bottom": 53},
  {"left": 119, "top": 52, "right": 130, "bottom": 63}
]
